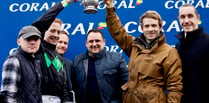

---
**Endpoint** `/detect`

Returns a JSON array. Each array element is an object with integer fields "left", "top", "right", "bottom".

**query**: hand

[
  {"left": 103, "top": 0, "right": 114, "bottom": 7},
  {"left": 63, "top": 0, "right": 73, "bottom": 4}
]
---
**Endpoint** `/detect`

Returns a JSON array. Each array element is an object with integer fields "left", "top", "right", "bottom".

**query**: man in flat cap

[{"left": 0, "top": 25, "right": 42, "bottom": 103}]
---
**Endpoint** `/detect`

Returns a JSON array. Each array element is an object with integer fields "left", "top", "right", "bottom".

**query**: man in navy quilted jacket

[{"left": 71, "top": 29, "right": 129, "bottom": 103}]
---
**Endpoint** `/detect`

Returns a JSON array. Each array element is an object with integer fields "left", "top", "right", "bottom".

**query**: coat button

[{"left": 134, "top": 91, "right": 138, "bottom": 94}]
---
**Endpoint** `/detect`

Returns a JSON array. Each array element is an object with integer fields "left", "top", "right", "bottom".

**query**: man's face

[
  {"left": 86, "top": 32, "right": 105, "bottom": 55},
  {"left": 18, "top": 36, "right": 41, "bottom": 54},
  {"left": 56, "top": 33, "right": 69, "bottom": 55},
  {"left": 178, "top": 6, "right": 199, "bottom": 32},
  {"left": 141, "top": 18, "right": 161, "bottom": 43},
  {"left": 44, "top": 22, "right": 61, "bottom": 45}
]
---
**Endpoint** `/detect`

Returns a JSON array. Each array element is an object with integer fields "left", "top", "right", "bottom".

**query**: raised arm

[
  {"left": 104, "top": 0, "right": 135, "bottom": 57},
  {"left": 32, "top": 0, "right": 73, "bottom": 35}
]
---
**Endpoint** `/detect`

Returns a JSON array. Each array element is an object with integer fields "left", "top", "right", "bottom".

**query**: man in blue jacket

[{"left": 71, "top": 29, "right": 129, "bottom": 103}]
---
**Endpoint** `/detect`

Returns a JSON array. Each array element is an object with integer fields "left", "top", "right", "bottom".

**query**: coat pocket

[{"left": 103, "top": 69, "right": 117, "bottom": 75}]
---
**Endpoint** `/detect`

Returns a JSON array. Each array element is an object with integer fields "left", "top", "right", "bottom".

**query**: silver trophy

[{"left": 82, "top": 0, "right": 99, "bottom": 14}]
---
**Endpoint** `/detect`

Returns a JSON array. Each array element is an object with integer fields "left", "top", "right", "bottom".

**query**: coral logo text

[{"left": 165, "top": 0, "right": 209, "bottom": 9}]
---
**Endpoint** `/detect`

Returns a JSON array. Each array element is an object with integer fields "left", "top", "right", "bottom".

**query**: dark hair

[
  {"left": 86, "top": 29, "right": 104, "bottom": 40},
  {"left": 179, "top": 4, "right": 199, "bottom": 16}
]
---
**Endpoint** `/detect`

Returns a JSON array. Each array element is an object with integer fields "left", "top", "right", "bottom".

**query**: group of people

[{"left": 1, "top": 0, "right": 209, "bottom": 103}]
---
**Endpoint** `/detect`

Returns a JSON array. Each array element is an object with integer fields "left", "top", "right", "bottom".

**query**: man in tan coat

[{"left": 103, "top": 0, "right": 183, "bottom": 103}]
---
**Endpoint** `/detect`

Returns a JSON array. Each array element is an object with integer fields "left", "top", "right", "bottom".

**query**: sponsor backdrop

[{"left": 0, "top": 0, "right": 209, "bottom": 83}]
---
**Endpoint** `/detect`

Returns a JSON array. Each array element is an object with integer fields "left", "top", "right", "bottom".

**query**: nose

[
  {"left": 55, "top": 33, "right": 60, "bottom": 40},
  {"left": 29, "top": 39, "right": 37, "bottom": 44},
  {"left": 92, "top": 41, "right": 97, "bottom": 46},
  {"left": 61, "top": 43, "right": 65, "bottom": 47},
  {"left": 183, "top": 16, "right": 190, "bottom": 23},
  {"left": 54, "top": 31, "right": 60, "bottom": 37},
  {"left": 50, "top": 29, "right": 60, "bottom": 36},
  {"left": 147, "top": 26, "right": 154, "bottom": 31}
]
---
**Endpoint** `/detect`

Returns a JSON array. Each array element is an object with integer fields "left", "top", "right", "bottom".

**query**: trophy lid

[{"left": 84, "top": 6, "right": 98, "bottom": 14}]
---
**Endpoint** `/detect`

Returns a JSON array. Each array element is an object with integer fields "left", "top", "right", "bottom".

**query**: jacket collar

[
  {"left": 134, "top": 32, "right": 165, "bottom": 49},
  {"left": 85, "top": 49, "right": 106, "bottom": 59},
  {"left": 42, "top": 40, "right": 56, "bottom": 50},
  {"left": 133, "top": 32, "right": 166, "bottom": 53},
  {"left": 16, "top": 47, "right": 36, "bottom": 60},
  {"left": 175, "top": 26, "right": 204, "bottom": 41}
]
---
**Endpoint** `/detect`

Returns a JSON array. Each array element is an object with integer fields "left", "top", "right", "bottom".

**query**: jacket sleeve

[
  {"left": 70, "top": 57, "right": 77, "bottom": 92},
  {"left": 163, "top": 49, "right": 183, "bottom": 103},
  {"left": 70, "top": 56, "right": 81, "bottom": 93},
  {"left": 0, "top": 57, "right": 20, "bottom": 103},
  {"left": 106, "top": 7, "right": 135, "bottom": 57},
  {"left": 58, "top": 55, "right": 71, "bottom": 102},
  {"left": 61, "top": 79, "right": 72, "bottom": 102},
  {"left": 117, "top": 54, "right": 129, "bottom": 86},
  {"left": 64, "top": 58, "right": 74, "bottom": 101},
  {"left": 32, "top": 2, "right": 64, "bottom": 36}
]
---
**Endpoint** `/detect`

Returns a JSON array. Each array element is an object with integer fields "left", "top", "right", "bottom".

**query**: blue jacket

[{"left": 71, "top": 50, "right": 128, "bottom": 103}]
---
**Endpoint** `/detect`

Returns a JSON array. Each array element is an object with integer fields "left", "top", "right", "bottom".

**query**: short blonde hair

[
  {"left": 140, "top": 10, "right": 163, "bottom": 28},
  {"left": 60, "top": 30, "right": 69, "bottom": 38},
  {"left": 54, "top": 18, "right": 63, "bottom": 25}
]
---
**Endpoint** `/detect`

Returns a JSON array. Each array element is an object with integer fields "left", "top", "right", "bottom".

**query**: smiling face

[
  {"left": 85, "top": 31, "right": 105, "bottom": 56},
  {"left": 56, "top": 31, "right": 69, "bottom": 56},
  {"left": 178, "top": 6, "right": 199, "bottom": 32},
  {"left": 140, "top": 11, "right": 162, "bottom": 43},
  {"left": 44, "top": 22, "right": 61, "bottom": 45},
  {"left": 141, "top": 18, "right": 162, "bottom": 43}
]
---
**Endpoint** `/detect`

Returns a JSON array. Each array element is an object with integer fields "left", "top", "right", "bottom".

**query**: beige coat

[{"left": 106, "top": 8, "right": 183, "bottom": 103}]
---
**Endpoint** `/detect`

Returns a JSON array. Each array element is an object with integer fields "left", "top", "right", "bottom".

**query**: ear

[
  {"left": 140, "top": 24, "right": 143, "bottom": 31},
  {"left": 160, "top": 26, "right": 163, "bottom": 31},
  {"left": 198, "top": 14, "right": 200, "bottom": 20},
  {"left": 17, "top": 38, "right": 21, "bottom": 46},
  {"left": 85, "top": 41, "right": 88, "bottom": 47},
  {"left": 103, "top": 39, "right": 106, "bottom": 46}
]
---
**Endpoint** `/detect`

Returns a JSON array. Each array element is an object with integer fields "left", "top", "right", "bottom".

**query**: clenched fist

[{"left": 103, "top": 0, "right": 114, "bottom": 7}]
